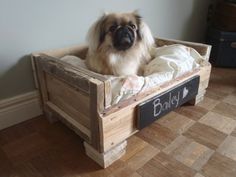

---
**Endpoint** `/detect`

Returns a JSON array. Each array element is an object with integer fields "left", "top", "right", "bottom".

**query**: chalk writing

[
  {"left": 137, "top": 76, "right": 199, "bottom": 130},
  {"left": 153, "top": 91, "right": 180, "bottom": 117}
]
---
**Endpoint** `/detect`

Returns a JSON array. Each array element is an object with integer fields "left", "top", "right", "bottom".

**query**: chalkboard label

[{"left": 137, "top": 76, "right": 200, "bottom": 130}]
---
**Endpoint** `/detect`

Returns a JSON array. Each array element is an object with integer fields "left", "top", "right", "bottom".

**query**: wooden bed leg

[
  {"left": 189, "top": 90, "right": 206, "bottom": 105},
  {"left": 44, "top": 107, "right": 59, "bottom": 123},
  {"left": 84, "top": 140, "right": 127, "bottom": 168}
]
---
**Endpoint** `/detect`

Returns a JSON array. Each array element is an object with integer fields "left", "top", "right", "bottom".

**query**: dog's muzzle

[{"left": 113, "top": 26, "right": 135, "bottom": 51}]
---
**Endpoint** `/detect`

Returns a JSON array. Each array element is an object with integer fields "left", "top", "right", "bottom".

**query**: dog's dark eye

[
  {"left": 130, "top": 24, "right": 136, "bottom": 29},
  {"left": 109, "top": 25, "right": 117, "bottom": 32}
]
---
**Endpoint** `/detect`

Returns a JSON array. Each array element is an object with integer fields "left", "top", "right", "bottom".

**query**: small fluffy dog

[{"left": 85, "top": 11, "right": 155, "bottom": 76}]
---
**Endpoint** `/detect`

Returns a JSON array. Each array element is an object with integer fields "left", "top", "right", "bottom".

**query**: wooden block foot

[
  {"left": 84, "top": 141, "right": 127, "bottom": 168},
  {"left": 44, "top": 108, "right": 59, "bottom": 123}
]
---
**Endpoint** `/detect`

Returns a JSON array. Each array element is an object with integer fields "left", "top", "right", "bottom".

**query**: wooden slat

[
  {"left": 89, "top": 79, "right": 105, "bottom": 152},
  {"left": 198, "top": 61, "right": 211, "bottom": 92},
  {"left": 103, "top": 61, "right": 211, "bottom": 116},
  {"left": 46, "top": 102, "right": 91, "bottom": 141},
  {"left": 102, "top": 107, "right": 137, "bottom": 152},
  {"left": 39, "top": 54, "right": 108, "bottom": 82},
  {"left": 102, "top": 69, "right": 200, "bottom": 116},
  {"left": 46, "top": 74, "right": 90, "bottom": 121},
  {"left": 189, "top": 61, "right": 211, "bottom": 105},
  {"left": 32, "top": 44, "right": 88, "bottom": 59},
  {"left": 104, "top": 80, "right": 112, "bottom": 109},
  {"left": 37, "top": 56, "right": 91, "bottom": 93},
  {"left": 34, "top": 57, "right": 49, "bottom": 110},
  {"left": 31, "top": 55, "right": 39, "bottom": 89}
]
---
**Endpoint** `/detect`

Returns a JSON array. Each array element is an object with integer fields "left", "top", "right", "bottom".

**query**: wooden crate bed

[{"left": 31, "top": 38, "right": 211, "bottom": 168}]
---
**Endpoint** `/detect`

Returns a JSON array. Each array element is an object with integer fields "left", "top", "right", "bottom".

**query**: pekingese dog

[{"left": 85, "top": 11, "right": 155, "bottom": 76}]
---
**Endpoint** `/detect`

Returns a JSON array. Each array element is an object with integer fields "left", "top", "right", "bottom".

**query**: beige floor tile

[
  {"left": 217, "top": 136, "right": 236, "bottom": 161},
  {"left": 121, "top": 136, "right": 148, "bottom": 162},
  {"left": 205, "top": 87, "right": 228, "bottom": 101},
  {"left": 223, "top": 95, "right": 236, "bottom": 107},
  {"left": 231, "top": 127, "right": 236, "bottom": 137},
  {"left": 126, "top": 144, "right": 160, "bottom": 171},
  {"left": 199, "top": 112, "right": 236, "bottom": 134},
  {"left": 212, "top": 102, "right": 236, "bottom": 120},
  {"left": 202, "top": 152, "right": 236, "bottom": 177},
  {"left": 197, "top": 97, "right": 219, "bottom": 110},
  {"left": 183, "top": 122, "right": 227, "bottom": 150},
  {"left": 137, "top": 152, "right": 196, "bottom": 177},
  {"left": 175, "top": 105, "right": 208, "bottom": 121},
  {"left": 163, "top": 136, "right": 214, "bottom": 171},
  {"left": 157, "top": 112, "right": 195, "bottom": 134},
  {"left": 194, "top": 173, "right": 205, "bottom": 177},
  {"left": 136, "top": 123, "right": 178, "bottom": 150}
]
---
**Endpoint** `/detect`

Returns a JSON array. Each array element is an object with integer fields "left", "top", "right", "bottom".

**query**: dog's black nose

[{"left": 113, "top": 26, "right": 135, "bottom": 51}]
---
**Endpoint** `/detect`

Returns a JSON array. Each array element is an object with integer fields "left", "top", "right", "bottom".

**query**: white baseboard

[{"left": 0, "top": 91, "right": 43, "bottom": 130}]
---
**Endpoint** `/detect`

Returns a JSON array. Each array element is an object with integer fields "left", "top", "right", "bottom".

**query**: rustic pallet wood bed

[{"left": 31, "top": 38, "right": 211, "bottom": 168}]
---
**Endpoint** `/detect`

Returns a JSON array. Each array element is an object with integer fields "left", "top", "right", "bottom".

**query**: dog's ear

[
  {"left": 86, "top": 14, "right": 107, "bottom": 52},
  {"left": 132, "top": 10, "right": 141, "bottom": 20},
  {"left": 132, "top": 10, "right": 142, "bottom": 39},
  {"left": 132, "top": 10, "right": 155, "bottom": 49},
  {"left": 138, "top": 20, "right": 155, "bottom": 50}
]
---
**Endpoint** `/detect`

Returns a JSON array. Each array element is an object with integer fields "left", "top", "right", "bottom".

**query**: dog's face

[
  {"left": 99, "top": 12, "right": 141, "bottom": 51},
  {"left": 86, "top": 11, "right": 155, "bottom": 76},
  {"left": 88, "top": 12, "right": 144, "bottom": 52}
]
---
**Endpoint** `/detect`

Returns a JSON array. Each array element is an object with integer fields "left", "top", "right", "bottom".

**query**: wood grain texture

[
  {"left": 2, "top": 133, "right": 50, "bottom": 164},
  {"left": 199, "top": 112, "right": 236, "bottom": 134},
  {"left": 33, "top": 38, "right": 212, "bottom": 163},
  {"left": 38, "top": 55, "right": 91, "bottom": 93},
  {"left": 120, "top": 136, "right": 148, "bottom": 162},
  {"left": 136, "top": 123, "right": 178, "bottom": 150},
  {"left": 212, "top": 102, "right": 236, "bottom": 120},
  {"left": 183, "top": 122, "right": 227, "bottom": 150},
  {"left": 89, "top": 80, "right": 104, "bottom": 152},
  {"left": 231, "top": 127, "right": 236, "bottom": 137},
  {"left": 34, "top": 56, "right": 49, "bottom": 110},
  {"left": 137, "top": 152, "right": 196, "bottom": 177},
  {"left": 205, "top": 87, "right": 229, "bottom": 101},
  {"left": 46, "top": 102, "right": 91, "bottom": 142},
  {"left": 84, "top": 141, "right": 127, "bottom": 168},
  {"left": 122, "top": 136, "right": 160, "bottom": 171},
  {"left": 158, "top": 112, "right": 195, "bottom": 134},
  {"left": 175, "top": 105, "right": 208, "bottom": 121},
  {"left": 46, "top": 74, "right": 90, "bottom": 129},
  {"left": 1, "top": 67, "right": 236, "bottom": 176},
  {"left": 197, "top": 97, "right": 220, "bottom": 110},
  {"left": 0, "top": 50, "right": 236, "bottom": 177},
  {"left": 217, "top": 136, "right": 236, "bottom": 161},
  {"left": 163, "top": 136, "right": 214, "bottom": 170},
  {"left": 202, "top": 153, "right": 236, "bottom": 177}
]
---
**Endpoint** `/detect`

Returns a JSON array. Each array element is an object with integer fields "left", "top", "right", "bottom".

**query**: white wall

[{"left": 0, "top": 0, "right": 215, "bottom": 100}]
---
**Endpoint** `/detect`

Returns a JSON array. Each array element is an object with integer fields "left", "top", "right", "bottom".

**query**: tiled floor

[{"left": 0, "top": 67, "right": 236, "bottom": 177}]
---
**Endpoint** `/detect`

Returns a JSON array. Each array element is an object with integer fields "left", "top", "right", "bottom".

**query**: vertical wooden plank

[
  {"left": 31, "top": 55, "right": 39, "bottom": 89},
  {"left": 189, "top": 62, "right": 211, "bottom": 105},
  {"left": 89, "top": 79, "right": 105, "bottom": 152},
  {"left": 34, "top": 56, "right": 49, "bottom": 109},
  {"left": 104, "top": 80, "right": 112, "bottom": 109}
]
